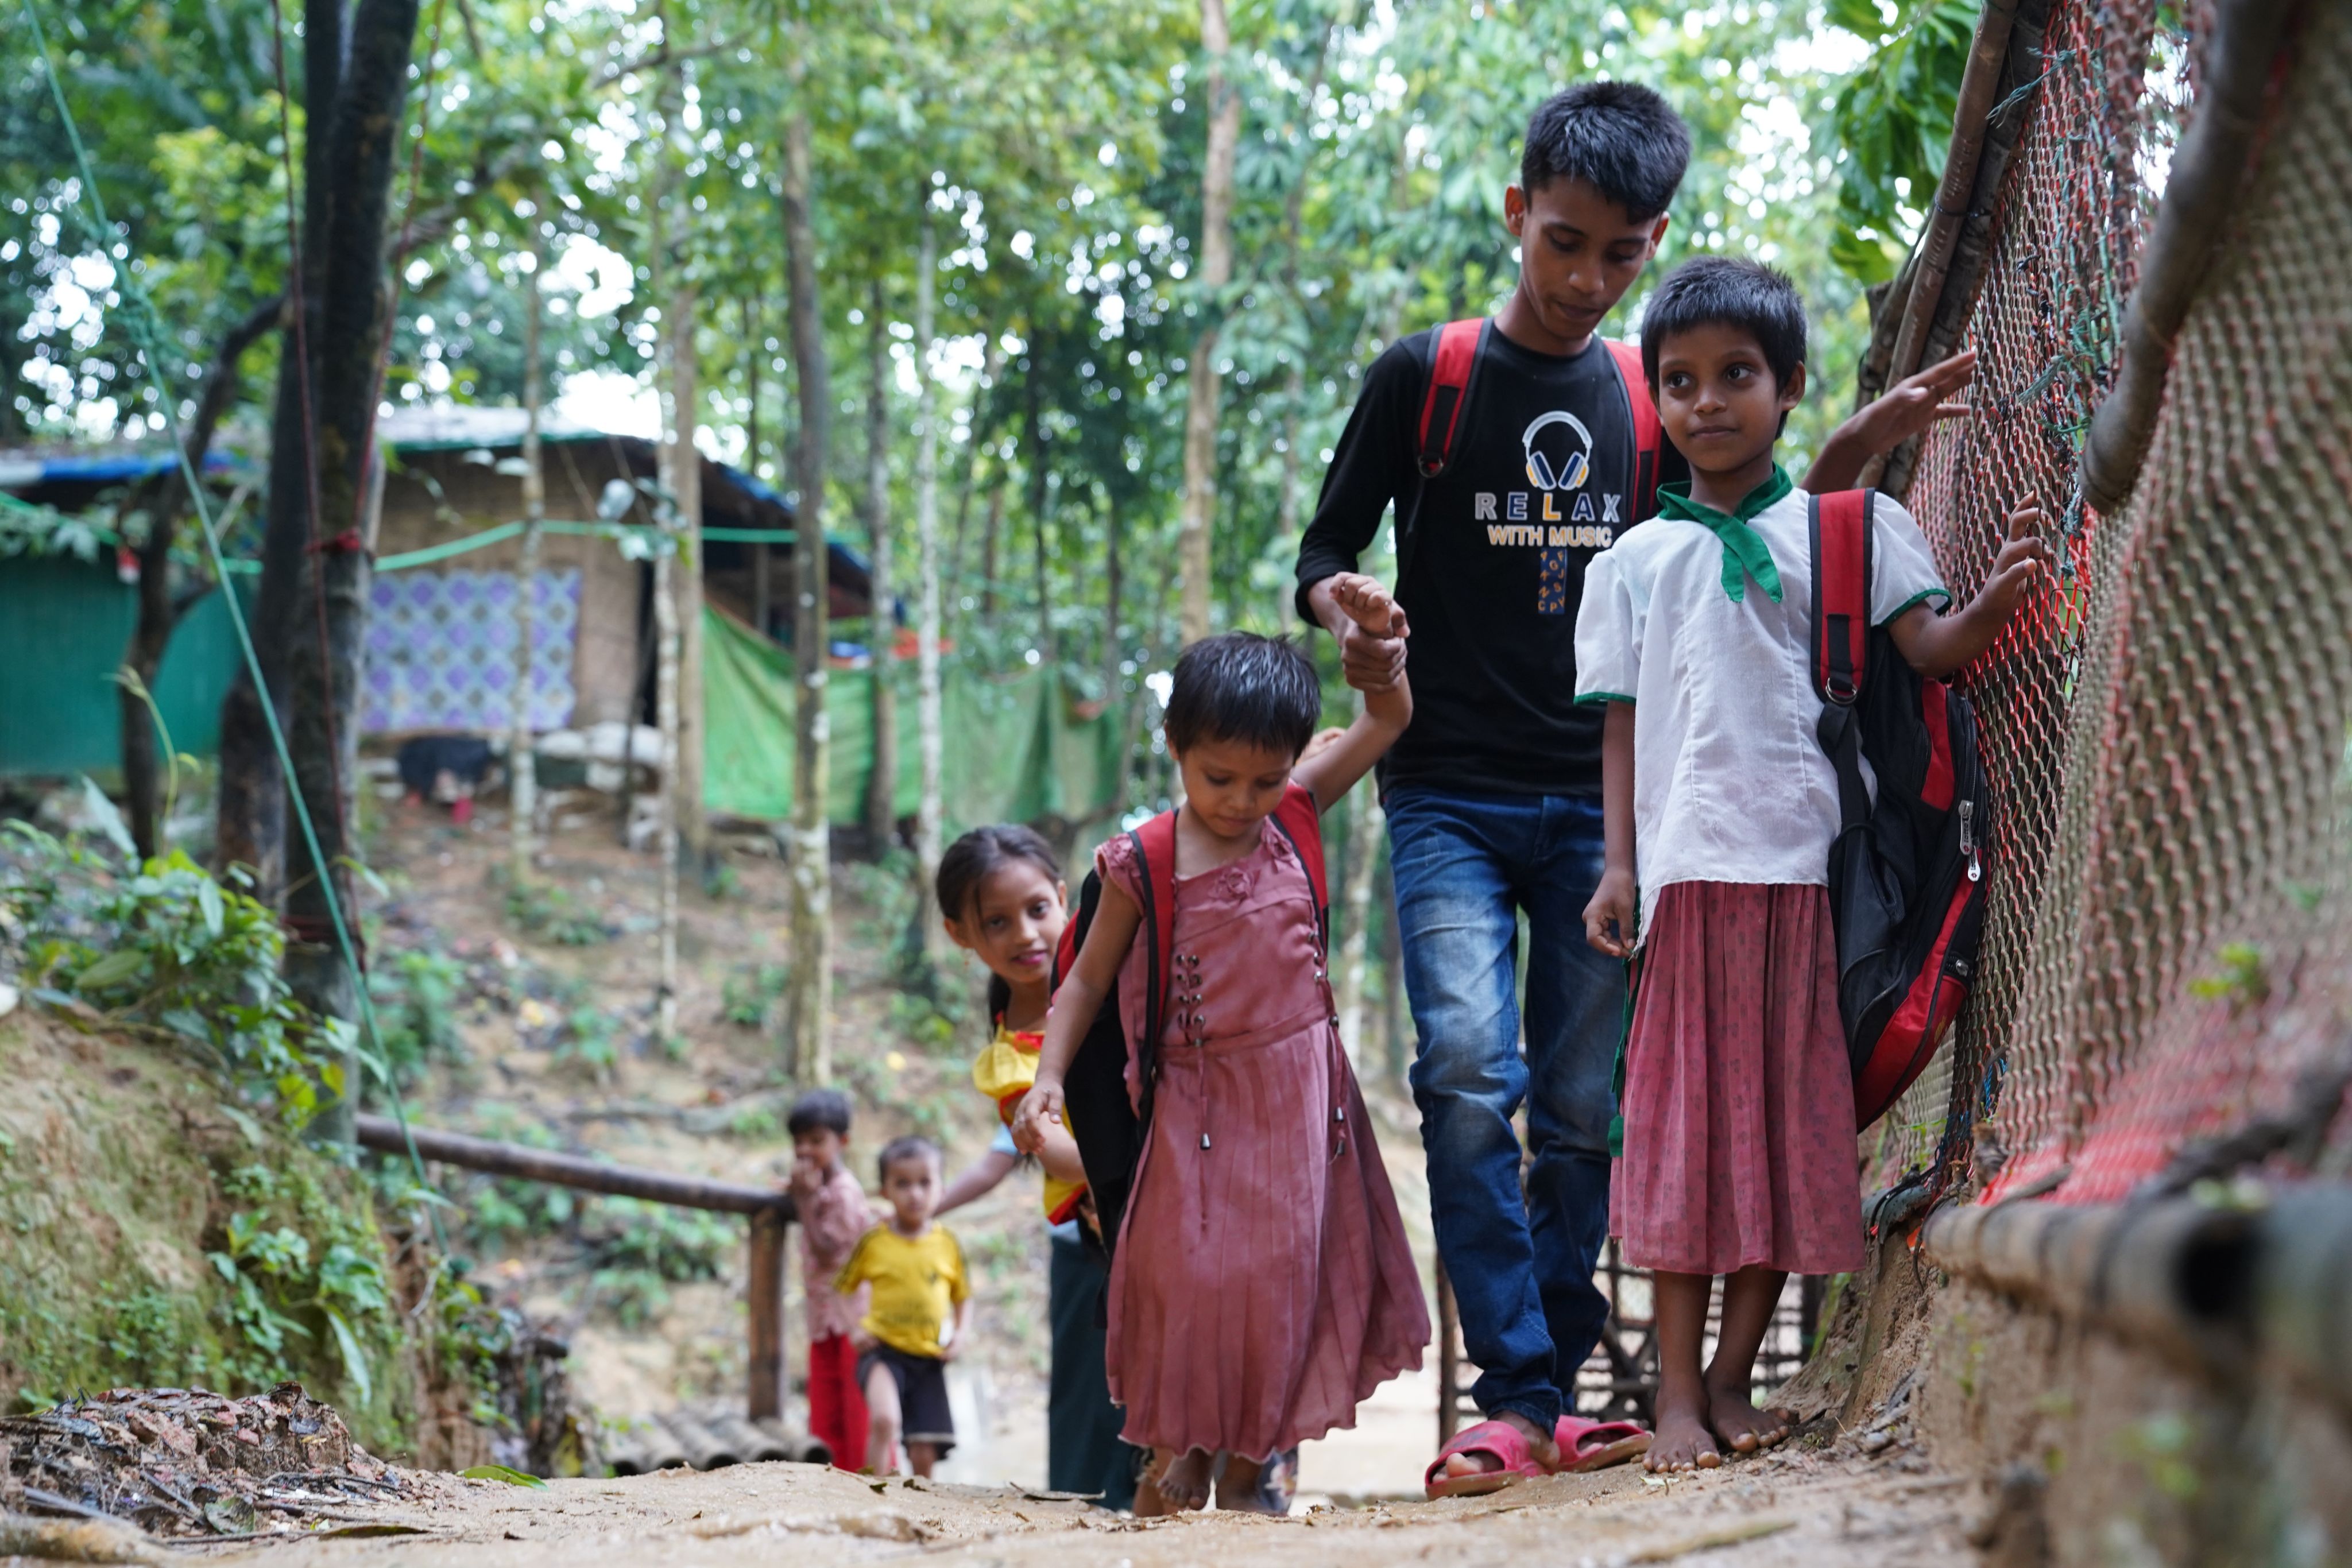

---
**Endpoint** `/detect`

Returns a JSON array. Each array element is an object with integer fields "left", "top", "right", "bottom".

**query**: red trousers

[{"left": 807, "top": 1333, "right": 868, "bottom": 1471}]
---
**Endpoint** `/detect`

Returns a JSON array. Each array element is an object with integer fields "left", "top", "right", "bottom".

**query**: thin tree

[
  {"left": 508, "top": 223, "right": 546, "bottom": 885},
  {"left": 238, "top": 0, "right": 424, "bottom": 1143},
  {"left": 781, "top": 81, "right": 833, "bottom": 1083},
  {"left": 671, "top": 289, "right": 706, "bottom": 872},
  {"left": 911, "top": 207, "right": 945, "bottom": 958},
  {"left": 1175, "top": 0, "right": 1241, "bottom": 646},
  {"left": 863, "top": 276, "right": 898, "bottom": 851}
]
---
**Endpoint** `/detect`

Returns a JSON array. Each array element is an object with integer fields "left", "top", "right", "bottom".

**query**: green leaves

[{"left": 1823, "top": 0, "right": 1978, "bottom": 282}]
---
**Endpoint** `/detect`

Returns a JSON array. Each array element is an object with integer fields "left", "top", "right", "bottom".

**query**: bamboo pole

[{"left": 509, "top": 224, "right": 545, "bottom": 884}]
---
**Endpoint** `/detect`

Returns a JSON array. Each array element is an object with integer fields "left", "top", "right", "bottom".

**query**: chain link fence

[{"left": 1866, "top": 0, "right": 2352, "bottom": 1207}]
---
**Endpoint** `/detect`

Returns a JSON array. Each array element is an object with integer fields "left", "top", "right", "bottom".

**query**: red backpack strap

[
  {"left": 1603, "top": 339, "right": 1663, "bottom": 522},
  {"left": 1129, "top": 810, "right": 1181, "bottom": 1051},
  {"left": 1264, "top": 783, "right": 1330, "bottom": 957},
  {"left": 1807, "top": 489, "right": 1876, "bottom": 707},
  {"left": 1415, "top": 318, "right": 1490, "bottom": 479}
]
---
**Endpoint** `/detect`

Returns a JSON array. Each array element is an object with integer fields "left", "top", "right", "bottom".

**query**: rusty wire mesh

[{"left": 1867, "top": 0, "right": 2352, "bottom": 1206}]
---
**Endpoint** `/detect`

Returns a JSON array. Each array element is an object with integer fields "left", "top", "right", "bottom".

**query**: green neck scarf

[{"left": 1655, "top": 463, "right": 1793, "bottom": 603}]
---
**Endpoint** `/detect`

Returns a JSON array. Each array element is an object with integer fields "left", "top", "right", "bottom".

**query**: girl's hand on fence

[
  {"left": 1584, "top": 868, "right": 1638, "bottom": 959},
  {"left": 1011, "top": 1079, "right": 1066, "bottom": 1155},
  {"left": 1860, "top": 349, "right": 1977, "bottom": 452},
  {"left": 1979, "top": 495, "right": 2053, "bottom": 620}
]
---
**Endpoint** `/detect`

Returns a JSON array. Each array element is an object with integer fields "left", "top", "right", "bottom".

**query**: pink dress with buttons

[{"left": 1095, "top": 810, "right": 1429, "bottom": 1462}]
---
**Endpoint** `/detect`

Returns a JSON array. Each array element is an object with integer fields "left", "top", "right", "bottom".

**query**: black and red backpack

[
  {"left": 1411, "top": 317, "right": 1664, "bottom": 521},
  {"left": 1808, "top": 489, "right": 1987, "bottom": 1129},
  {"left": 1051, "top": 785, "right": 1329, "bottom": 1264}
]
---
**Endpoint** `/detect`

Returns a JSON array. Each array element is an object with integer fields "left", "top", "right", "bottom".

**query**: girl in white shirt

[{"left": 1574, "top": 258, "right": 2046, "bottom": 1472}]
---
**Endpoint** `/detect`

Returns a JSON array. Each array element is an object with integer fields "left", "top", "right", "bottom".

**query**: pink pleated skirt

[{"left": 1611, "top": 881, "right": 1866, "bottom": 1276}]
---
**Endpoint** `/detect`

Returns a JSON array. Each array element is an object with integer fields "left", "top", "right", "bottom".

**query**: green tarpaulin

[
  {"left": 0, "top": 558, "right": 252, "bottom": 779},
  {"left": 700, "top": 606, "right": 1130, "bottom": 830}
]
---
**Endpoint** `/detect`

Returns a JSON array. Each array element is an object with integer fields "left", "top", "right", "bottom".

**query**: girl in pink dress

[{"left": 1015, "top": 602, "right": 1430, "bottom": 1515}]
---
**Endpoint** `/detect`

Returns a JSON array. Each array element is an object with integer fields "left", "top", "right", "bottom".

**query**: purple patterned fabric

[{"left": 362, "top": 568, "right": 580, "bottom": 733}]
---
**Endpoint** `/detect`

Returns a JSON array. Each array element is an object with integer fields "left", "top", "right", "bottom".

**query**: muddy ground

[{"left": 61, "top": 1433, "right": 1974, "bottom": 1567}]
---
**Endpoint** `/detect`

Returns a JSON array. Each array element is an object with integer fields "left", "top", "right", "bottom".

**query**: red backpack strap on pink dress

[
  {"left": 1601, "top": 339, "right": 1664, "bottom": 523},
  {"left": 1127, "top": 809, "right": 1181, "bottom": 1058},
  {"left": 1264, "top": 782, "right": 1330, "bottom": 957}
]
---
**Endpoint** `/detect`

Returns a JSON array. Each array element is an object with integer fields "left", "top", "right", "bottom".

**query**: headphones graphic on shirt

[{"left": 1522, "top": 409, "right": 1595, "bottom": 493}]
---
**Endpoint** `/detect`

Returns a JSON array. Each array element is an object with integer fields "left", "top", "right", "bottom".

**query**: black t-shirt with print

[{"left": 1294, "top": 326, "right": 1673, "bottom": 798}]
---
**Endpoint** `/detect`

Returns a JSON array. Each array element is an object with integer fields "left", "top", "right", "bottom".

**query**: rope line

[{"left": 17, "top": 0, "right": 449, "bottom": 1251}]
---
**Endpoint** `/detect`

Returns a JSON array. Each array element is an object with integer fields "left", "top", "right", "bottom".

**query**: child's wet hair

[
  {"left": 1640, "top": 256, "right": 1809, "bottom": 396},
  {"left": 786, "top": 1087, "right": 852, "bottom": 1139},
  {"left": 1521, "top": 82, "right": 1691, "bottom": 223},
  {"left": 1163, "top": 632, "right": 1321, "bottom": 760},
  {"left": 878, "top": 1134, "right": 942, "bottom": 1184},
  {"left": 935, "top": 824, "right": 1062, "bottom": 925}
]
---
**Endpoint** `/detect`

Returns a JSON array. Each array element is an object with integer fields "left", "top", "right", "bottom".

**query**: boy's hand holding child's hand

[
  {"left": 1011, "top": 1077, "right": 1065, "bottom": 1156},
  {"left": 1328, "top": 572, "right": 1408, "bottom": 640},
  {"left": 1583, "top": 867, "right": 1639, "bottom": 959}
]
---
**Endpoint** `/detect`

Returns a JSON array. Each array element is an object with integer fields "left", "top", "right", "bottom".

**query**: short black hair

[
  {"left": 877, "top": 1134, "right": 940, "bottom": 1183},
  {"left": 1163, "top": 632, "right": 1321, "bottom": 759},
  {"left": 787, "top": 1087, "right": 853, "bottom": 1139},
  {"left": 1640, "top": 257, "right": 1809, "bottom": 395},
  {"left": 1521, "top": 83, "right": 1691, "bottom": 223}
]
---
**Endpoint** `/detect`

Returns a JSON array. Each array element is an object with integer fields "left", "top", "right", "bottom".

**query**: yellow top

[
  {"left": 835, "top": 1223, "right": 968, "bottom": 1358},
  {"left": 971, "top": 1021, "right": 1088, "bottom": 1225}
]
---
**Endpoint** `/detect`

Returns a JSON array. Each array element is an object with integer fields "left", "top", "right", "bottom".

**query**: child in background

[
  {"left": 837, "top": 1135, "right": 971, "bottom": 1478},
  {"left": 1575, "top": 258, "right": 2046, "bottom": 1470},
  {"left": 786, "top": 1088, "right": 872, "bottom": 1472},
  {"left": 1015, "top": 602, "right": 1430, "bottom": 1515},
  {"left": 930, "top": 824, "right": 1141, "bottom": 1509}
]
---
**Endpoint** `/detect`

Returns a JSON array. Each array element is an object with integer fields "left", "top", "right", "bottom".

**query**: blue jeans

[{"left": 1388, "top": 787, "right": 1623, "bottom": 1433}]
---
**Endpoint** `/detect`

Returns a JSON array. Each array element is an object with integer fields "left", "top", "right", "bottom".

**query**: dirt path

[{"left": 140, "top": 1441, "right": 1970, "bottom": 1567}]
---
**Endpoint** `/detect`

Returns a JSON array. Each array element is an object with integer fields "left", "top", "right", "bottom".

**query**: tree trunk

[
  {"left": 977, "top": 469, "right": 1007, "bottom": 623},
  {"left": 123, "top": 295, "right": 280, "bottom": 861},
  {"left": 509, "top": 231, "right": 545, "bottom": 885},
  {"left": 1025, "top": 371, "right": 1051, "bottom": 664},
  {"left": 911, "top": 211, "right": 945, "bottom": 959},
  {"left": 281, "top": 0, "right": 424, "bottom": 1143},
  {"left": 948, "top": 335, "right": 1003, "bottom": 602},
  {"left": 1176, "top": 0, "right": 1241, "bottom": 647},
  {"left": 670, "top": 289, "right": 706, "bottom": 865},
  {"left": 746, "top": 296, "right": 772, "bottom": 635},
  {"left": 863, "top": 276, "right": 898, "bottom": 852},
  {"left": 782, "top": 97, "right": 833, "bottom": 1085}
]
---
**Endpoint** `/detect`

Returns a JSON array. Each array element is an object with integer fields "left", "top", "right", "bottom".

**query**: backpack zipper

[{"left": 1959, "top": 798, "right": 1982, "bottom": 882}]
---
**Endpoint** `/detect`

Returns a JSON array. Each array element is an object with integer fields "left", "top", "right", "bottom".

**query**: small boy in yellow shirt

[{"left": 835, "top": 1135, "right": 970, "bottom": 1477}]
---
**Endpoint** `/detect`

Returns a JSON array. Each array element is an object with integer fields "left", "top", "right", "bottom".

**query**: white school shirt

[{"left": 1572, "top": 485, "right": 1948, "bottom": 940}]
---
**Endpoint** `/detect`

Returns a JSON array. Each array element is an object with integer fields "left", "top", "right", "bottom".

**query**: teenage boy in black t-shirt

[{"left": 1295, "top": 82, "right": 1978, "bottom": 1490}]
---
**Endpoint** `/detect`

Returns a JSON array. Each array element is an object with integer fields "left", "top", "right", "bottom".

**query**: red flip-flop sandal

[
  {"left": 1423, "top": 1419, "right": 1550, "bottom": 1499},
  {"left": 1556, "top": 1414, "right": 1651, "bottom": 1472}
]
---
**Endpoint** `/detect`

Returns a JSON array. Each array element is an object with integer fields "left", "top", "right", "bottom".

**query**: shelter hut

[{"left": 365, "top": 406, "right": 876, "bottom": 742}]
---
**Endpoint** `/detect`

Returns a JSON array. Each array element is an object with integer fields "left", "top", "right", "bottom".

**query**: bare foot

[
  {"left": 1705, "top": 1381, "right": 1793, "bottom": 1456},
  {"left": 1439, "top": 1408, "right": 1562, "bottom": 1481},
  {"left": 1154, "top": 1447, "right": 1214, "bottom": 1512},
  {"left": 1645, "top": 1387, "right": 1722, "bottom": 1473}
]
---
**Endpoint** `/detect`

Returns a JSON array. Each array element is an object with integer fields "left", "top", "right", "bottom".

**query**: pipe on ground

[{"left": 1924, "top": 1188, "right": 2352, "bottom": 1412}]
